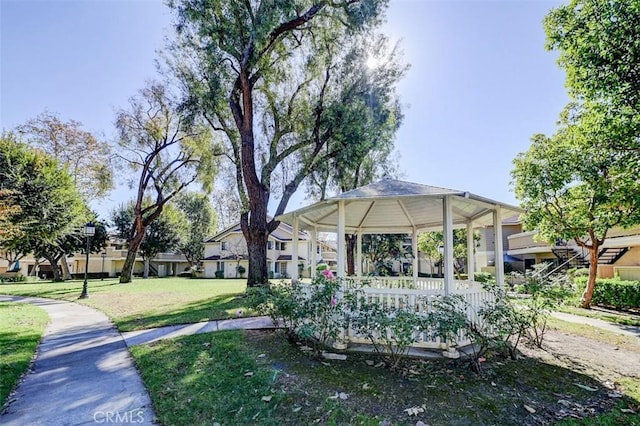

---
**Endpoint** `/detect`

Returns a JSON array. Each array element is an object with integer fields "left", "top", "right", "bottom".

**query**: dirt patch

[
  {"left": 520, "top": 329, "right": 640, "bottom": 381},
  {"left": 245, "top": 329, "right": 639, "bottom": 425}
]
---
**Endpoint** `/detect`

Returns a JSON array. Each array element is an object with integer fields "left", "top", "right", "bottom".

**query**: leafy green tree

[
  {"left": 418, "top": 229, "right": 480, "bottom": 278},
  {"left": 32, "top": 219, "right": 108, "bottom": 281},
  {"left": 512, "top": 114, "right": 640, "bottom": 308},
  {"left": 362, "top": 234, "right": 411, "bottom": 276},
  {"left": 0, "top": 189, "right": 23, "bottom": 246},
  {"left": 112, "top": 202, "right": 186, "bottom": 278},
  {"left": 0, "top": 134, "right": 87, "bottom": 269},
  {"left": 114, "top": 83, "right": 219, "bottom": 283},
  {"left": 174, "top": 191, "right": 216, "bottom": 269},
  {"left": 16, "top": 111, "right": 113, "bottom": 200},
  {"left": 168, "top": 0, "right": 393, "bottom": 286}
]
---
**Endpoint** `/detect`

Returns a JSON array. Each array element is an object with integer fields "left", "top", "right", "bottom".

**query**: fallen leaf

[
  {"left": 338, "top": 392, "right": 349, "bottom": 400},
  {"left": 262, "top": 396, "right": 272, "bottom": 402},
  {"left": 365, "top": 360, "right": 375, "bottom": 366},
  {"left": 524, "top": 405, "right": 536, "bottom": 414},
  {"left": 608, "top": 392, "right": 623, "bottom": 398},
  {"left": 202, "top": 342, "right": 210, "bottom": 347},
  {"left": 257, "top": 354, "right": 266, "bottom": 358},
  {"left": 362, "top": 383, "right": 371, "bottom": 390},
  {"left": 374, "top": 362, "right": 385, "bottom": 368},
  {"left": 620, "top": 408, "right": 637, "bottom": 414},
  {"left": 491, "top": 382, "right": 497, "bottom": 387},
  {"left": 293, "top": 406, "right": 302, "bottom": 413},
  {"left": 404, "top": 406, "right": 425, "bottom": 416},
  {"left": 244, "top": 371, "right": 254, "bottom": 377},
  {"left": 574, "top": 383, "right": 598, "bottom": 392}
]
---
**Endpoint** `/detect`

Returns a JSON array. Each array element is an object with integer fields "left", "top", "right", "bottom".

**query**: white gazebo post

[
  {"left": 493, "top": 205, "right": 504, "bottom": 288},
  {"left": 466, "top": 221, "right": 475, "bottom": 281},
  {"left": 412, "top": 227, "right": 418, "bottom": 282},
  {"left": 292, "top": 214, "right": 299, "bottom": 281},
  {"left": 356, "top": 230, "right": 363, "bottom": 277},
  {"left": 310, "top": 226, "right": 317, "bottom": 279},
  {"left": 337, "top": 200, "right": 346, "bottom": 278},
  {"left": 443, "top": 196, "right": 454, "bottom": 296}
]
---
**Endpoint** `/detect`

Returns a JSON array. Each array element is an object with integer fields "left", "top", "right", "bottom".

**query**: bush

[
  {"left": 214, "top": 270, "right": 224, "bottom": 279},
  {"left": 473, "top": 272, "right": 494, "bottom": 283},
  {"left": 237, "top": 265, "right": 246, "bottom": 276},
  {"left": 574, "top": 277, "right": 640, "bottom": 309}
]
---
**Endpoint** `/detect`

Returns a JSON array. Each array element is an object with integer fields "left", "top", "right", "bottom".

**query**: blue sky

[{"left": 1, "top": 0, "right": 568, "bottom": 220}]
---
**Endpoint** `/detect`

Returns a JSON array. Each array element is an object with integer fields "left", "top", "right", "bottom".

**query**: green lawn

[
  {"left": 0, "top": 278, "right": 254, "bottom": 331},
  {"left": 0, "top": 302, "right": 49, "bottom": 406},
  {"left": 131, "top": 329, "right": 640, "bottom": 426}
]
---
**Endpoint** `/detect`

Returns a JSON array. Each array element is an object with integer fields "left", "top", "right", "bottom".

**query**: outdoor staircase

[
  {"left": 597, "top": 247, "right": 629, "bottom": 265},
  {"left": 551, "top": 247, "right": 589, "bottom": 269}
]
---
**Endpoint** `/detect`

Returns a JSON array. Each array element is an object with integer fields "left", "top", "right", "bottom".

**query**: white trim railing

[{"left": 299, "top": 278, "right": 494, "bottom": 350}]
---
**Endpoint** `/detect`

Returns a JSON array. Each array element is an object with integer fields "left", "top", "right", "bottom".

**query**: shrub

[
  {"left": 473, "top": 272, "right": 494, "bottom": 283},
  {"left": 574, "top": 277, "right": 640, "bottom": 309},
  {"left": 316, "top": 263, "right": 328, "bottom": 272},
  {"left": 214, "top": 270, "right": 224, "bottom": 279},
  {"left": 236, "top": 265, "right": 246, "bottom": 277},
  {"left": 346, "top": 289, "right": 429, "bottom": 370}
]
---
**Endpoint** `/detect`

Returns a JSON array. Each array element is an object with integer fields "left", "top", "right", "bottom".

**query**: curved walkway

[{"left": 0, "top": 295, "right": 156, "bottom": 425}]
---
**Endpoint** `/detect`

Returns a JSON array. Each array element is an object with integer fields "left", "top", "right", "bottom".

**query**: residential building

[{"left": 201, "top": 221, "right": 336, "bottom": 279}]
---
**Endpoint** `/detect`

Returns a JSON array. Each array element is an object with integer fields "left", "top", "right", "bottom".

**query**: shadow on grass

[
  {"left": 131, "top": 330, "right": 640, "bottom": 426},
  {"left": 116, "top": 292, "right": 256, "bottom": 332}
]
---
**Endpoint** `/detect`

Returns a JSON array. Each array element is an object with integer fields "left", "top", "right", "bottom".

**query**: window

[
  {"left": 267, "top": 241, "right": 273, "bottom": 250},
  {"left": 221, "top": 241, "right": 227, "bottom": 251},
  {"left": 275, "top": 241, "right": 286, "bottom": 251},
  {"left": 216, "top": 261, "right": 224, "bottom": 272}
]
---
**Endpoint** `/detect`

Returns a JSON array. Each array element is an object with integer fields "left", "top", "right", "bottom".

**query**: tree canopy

[
  {"left": 16, "top": 111, "right": 113, "bottom": 200},
  {"left": 175, "top": 191, "right": 217, "bottom": 268},
  {"left": 0, "top": 134, "right": 87, "bottom": 265}
]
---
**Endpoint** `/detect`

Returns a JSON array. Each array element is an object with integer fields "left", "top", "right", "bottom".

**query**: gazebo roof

[{"left": 278, "top": 179, "right": 522, "bottom": 233}]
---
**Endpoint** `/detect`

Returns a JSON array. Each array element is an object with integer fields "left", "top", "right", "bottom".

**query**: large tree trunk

[
  {"left": 60, "top": 256, "right": 72, "bottom": 280},
  {"left": 45, "top": 255, "right": 63, "bottom": 282},
  {"left": 346, "top": 234, "right": 357, "bottom": 276},
  {"left": 244, "top": 222, "right": 269, "bottom": 286},
  {"left": 581, "top": 245, "right": 600, "bottom": 309},
  {"left": 120, "top": 231, "right": 145, "bottom": 283}
]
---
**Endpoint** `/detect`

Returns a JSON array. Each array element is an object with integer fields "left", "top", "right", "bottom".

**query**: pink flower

[
  {"left": 330, "top": 295, "right": 337, "bottom": 306},
  {"left": 322, "top": 269, "right": 334, "bottom": 279}
]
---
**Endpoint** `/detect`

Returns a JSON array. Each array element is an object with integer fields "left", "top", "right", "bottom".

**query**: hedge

[{"left": 574, "top": 276, "right": 640, "bottom": 309}]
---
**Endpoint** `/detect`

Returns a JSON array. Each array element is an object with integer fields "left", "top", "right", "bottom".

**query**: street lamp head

[{"left": 84, "top": 222, "right": 96, "bottom": 237}]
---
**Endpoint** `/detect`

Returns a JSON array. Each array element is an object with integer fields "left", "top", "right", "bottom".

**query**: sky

[{"left": 0, "top": 0, "right": 569, "bottom": 221}]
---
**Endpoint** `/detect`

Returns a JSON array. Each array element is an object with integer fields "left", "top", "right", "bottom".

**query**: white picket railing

[{"left": 299, "top": 278, "right": 495, "bottom": 350}]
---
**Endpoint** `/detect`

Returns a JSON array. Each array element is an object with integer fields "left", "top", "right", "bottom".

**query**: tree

[
  {"left": 512, "top": 111, "right": 640, "bottom": 308},
  {"left": 0, "top": 134, "right": 87, "bottom": 269},
  {"left": 32, "top": 219, "right": 108, "bottom": 282},
  {"left": 114, "top": 83, "right": 219, "bottom": 283},
  {"left": 0, "top": 189, "right": 23, "bottom": 246},
  {"left": 16, "top": 111, "right": 113, "bottom": 200},
  {"left": 362, "top": 234, "right": 411, "bottom": 276},
  {"left": 175, "top": 191, "right": 217, "bottom": 268},
  {"left": 168, "top": 0, "right": 393, "bottom": 286},
  {"left": 545, "top": 0, "right": 640, "bottom": 155},
  {"left": 112, "top": 202, "right": 186, "bottom": 278},
  {"left": 418, "top": 229, "right": 480, "bottom": 278}
]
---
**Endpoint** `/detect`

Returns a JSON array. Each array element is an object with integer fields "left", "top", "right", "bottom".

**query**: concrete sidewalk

[
  {"left": 122, "top": 316, "right": 275, "bottom": 347},
  {"left": 0, "top": 295, "right": 156, "bottom": 425},
  {"left": 551, "top": 311, "right": 640, "bottom": 338}
]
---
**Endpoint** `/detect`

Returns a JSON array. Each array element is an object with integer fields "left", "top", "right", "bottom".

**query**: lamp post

[
  {"left": 101, "top": 252, "right": 107, "bottom": 280},
  {"left": 79, "top": 222, "right": 95, "bottom": 299}
]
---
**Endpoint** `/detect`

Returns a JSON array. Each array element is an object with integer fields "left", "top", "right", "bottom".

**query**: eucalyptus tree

[
  {"left": 16, "top": 111, "right": 113, "bottom": 200},
  {"left": 175, "top": 191, "right": 217, "bottom": 268},
  {"left": 304, "top": 35, "right": 406, "bottom": 275},
  {"left": 114, "top": 83, "right": 219, "bottom": 283},
  {"left": 168, "top": 0, "right": 394, "bottom": 286}
]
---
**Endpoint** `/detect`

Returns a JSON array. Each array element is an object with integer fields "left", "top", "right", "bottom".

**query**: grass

[
  {"left": 131, "top": 329, "right": 640, "bottom": 426},
  {"left": 557, "top": 304, "right": 640, "bottom": 327},
  {"left": 0, "top": 277, "right": 254, "bottom": 331},
  {"left": 0, "top": 302, "right": 49, "bottom": 406}
]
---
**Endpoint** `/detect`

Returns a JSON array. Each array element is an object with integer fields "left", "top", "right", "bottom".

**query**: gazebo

[
  {"left": 278, "top": 178, "right": 522, "bottom": 290},
  {"left": 277, "top": 179, "right": 523, "bottom": 351}
]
